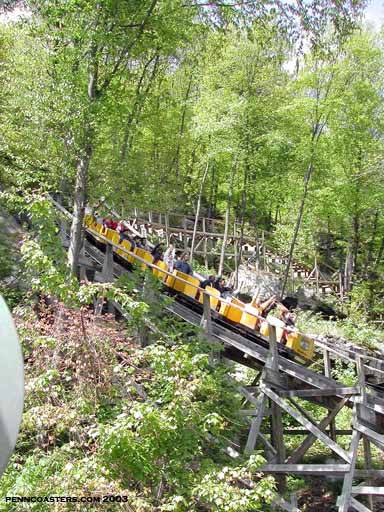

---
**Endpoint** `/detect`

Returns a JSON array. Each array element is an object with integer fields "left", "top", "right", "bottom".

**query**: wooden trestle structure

[
  {"left": 55, "top": 201, "right": 384, "bottom": 512},
  {"left": 102, "top": 203, "right": 342, "bottom": 296}
]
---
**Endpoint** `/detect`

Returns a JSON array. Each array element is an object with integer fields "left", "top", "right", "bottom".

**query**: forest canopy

[{"left": 0, "top": 0, "right": 383, "bottom": 300}]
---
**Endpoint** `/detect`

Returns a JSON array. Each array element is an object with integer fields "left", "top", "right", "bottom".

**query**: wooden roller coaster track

[
  {"left": 98, "top": 201, "right": 343, "bottom": 297},
  {"left": 54, "top": 200, "right": 384, "bottom": 512}
]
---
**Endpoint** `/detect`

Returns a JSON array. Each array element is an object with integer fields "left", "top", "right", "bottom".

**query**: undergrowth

[{"left": 0, "top": 302, "right": 276, "bottom": 511}]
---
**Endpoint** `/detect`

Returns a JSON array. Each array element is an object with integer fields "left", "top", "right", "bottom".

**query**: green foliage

[
  {"left": 297, "top": 310, "right": 383, "bottom": 352},
  {"left": 0, "top": 296, "right": 276, "bottom": 511}
]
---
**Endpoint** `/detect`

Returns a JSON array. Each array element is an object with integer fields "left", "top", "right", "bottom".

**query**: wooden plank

[
  {"left": 347, "top": 498, "right": 371, "bottom": 512},
  {"left": 337, "top": 429, "right": 361, "bottom": 512},
  {"left": 279, "top": 387, "right": 360, "bottom": 398},
  {"left": 283, "top": 429, "right": 352, "bottom": 436},
  {"left": 244, "top": 394, "right": 267, "bottom": 454},
  {"left": 287, "top": 397, "right": 349, "bottom": 464},
  {"left": 261, "top": 386, "right": 351, "bottom": 463},
  {"left": 272, "top": 495, "right": 301, "bottom": 512},
  {"left": 354, "top": 423, "right": 384, "bottom": 449},
  {"left": 200, "top": 292, "right": 212, "bottom": 337},
  {"left": 258, "top": 432, "right": 277, "bottom": 459},
  {"left": 101, "top": 243, "right": 114, "bottom": 282},
  {"left": 240, "top": 408, "right": 271, "bottom": 417},
  {"left": 288, "top": 397, "right": 318, "bottom": 425},
  {"left": 238, "top": 387, "right": 260, "bottom": 407},
  {"left": 261, "top": 464, "right": 350, "bottom": 475},
  {"left": 355, "top": 470, "right": 384, "bottom": 478},
  {"left": 352, "top": 487, "right": 384, "bottom": 496},
  {"left": 324, "top": 349, "right": 337, "bottom": 442}
]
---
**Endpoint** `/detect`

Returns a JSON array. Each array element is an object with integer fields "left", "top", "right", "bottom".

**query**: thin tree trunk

[
  {"left": 374, "top": 236, "right": 384, "bottom": 270},
  {"left": 236, "top": 163, "right": 248, "bottom": 281},
  {"left": 366, "top": 210, "right": 378, "bottom": 269},
  {"left": 173, "top": 70, "right": 194, "bottom": 180},
  {"left": 351, "top": 213, "right": 360, "bottom": 274},
  {"left": 120, "top": 54, "right": 159, "bottom": 162},
  {"left": 281, "top": 161, "right": 314, "bottom": 297},
  {"left": 190, "top": 162, "right": 209, "bottom": 264},
  {"left": 68, "top": 133, "right": 93, "bottom": 274},
  {"left": 218, "top": 162, "right": 236, "bottom": 276},
  {"left": 281, "top": 62, "right": 336, "bottom": 296}
]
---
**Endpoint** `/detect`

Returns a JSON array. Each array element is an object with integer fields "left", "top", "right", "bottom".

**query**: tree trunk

[
  {"left": 173, "top": 70, "right": 194, "bottom": 180},
  {"left": 190, "top": 162, "right": 209, "bottom": 264},
  {"left": 366, "top": 210, "right": 378, "bottom": 269},
  {"left": 68, "top": 134, "right": 93, "bottom": 274},
  {"left": 351, "top": 213, "right": 360, "bottom": 274},
  {"left": 120, "top": 54, "right": 159, "bottom": 162},
  {"left": 218, "top": 162, "right": 236, "bottom": 276},
  {"left": 281, "top": 161, "right": 314, "bottom": 297}
]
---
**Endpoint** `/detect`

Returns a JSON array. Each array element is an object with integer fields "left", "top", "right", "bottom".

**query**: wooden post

[
  {"left": 262, "top": 231, "right": 267, "bottom": 271},
  {"left": 102, "top": 243, "right": 114, "bottom": 282},
  {"left": 203, "top": 217, "right": 208, "bottom": 269},
  {"left": 338, "top": 427, "right": 361, "bottom": 512},
  {"left": 102, "top": 243, "right": 115, "bottom": 314},
  {"left": 233, "top": 221, "right": 239, "bottom": 288},
  {"left": 200, "top": 292, "right": 212, "bottom": 337},
  {"left": 267, "top": 324, "right": 279, "bottom": 375},
  {"left": 165, "top": 213, "right": 170, "bottom": 246},
  {"left": 139, "top": 275, "right": 153, "bottom": 347},
  {"left": 267, "top": 325, "right": 286, "bottom": 493},
  {"left": 363, "top": 436, "right": 374, "bottom": 511},
  {"left": 183, "top": 216, "right": 188, "bottom": 251},
  {"left": 356, "top": 355, "right": 375, "bottom": 510},
  {"left": 323, "top": 349, "right": 337, "bottom": 442}
]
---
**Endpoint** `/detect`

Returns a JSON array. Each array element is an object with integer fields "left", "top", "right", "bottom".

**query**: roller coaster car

[
  {"left": 260, "top": 320, "right": 314, "bottom": 361},
  {"left": 84, "top": 221, "right": 315, "bottom": 363},
  {"left": 219, "top": 298, "right": 244, "bottom": 324}
]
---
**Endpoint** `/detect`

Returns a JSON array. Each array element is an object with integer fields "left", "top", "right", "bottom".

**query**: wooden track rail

[{"left": 54, "top": 201, "right": 384, "bottom": 512}]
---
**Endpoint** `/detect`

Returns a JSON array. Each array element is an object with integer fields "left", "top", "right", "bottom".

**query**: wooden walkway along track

[
  {"left": 100, "top": 201, "right": 342, "bottom": 296},
  {"left": 54, "top": 201, "right": 384, "bottom": 512}
]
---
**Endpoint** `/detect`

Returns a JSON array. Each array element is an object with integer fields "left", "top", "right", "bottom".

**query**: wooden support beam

[
  {"left": 200, "top": 292, "right": 212, "bottom": 337},
  {"left": 267, "top": 325, "right": 286, "bottom": 493},
  {"left": 283, "top": 428, "right": 352, "bottom": 436},
  {"left": 286, "top": 397, "right": 349, "bottom": 465},
  {"left": 354, "top": 423, "right": 384, "bottom": 449},
  {"left": 258, "top": 432, "right": 277, "bottom": 461},
  {"left": 363, "top": 435, "right": 374, "bottom": 510},
  {"left": 279, "top": 387, "right": 360, "bottom": 398},
  {"left": 239, "top": 408, "right": 271, "bottom": 417},
  {"left": 244, "top": 393, "right": 267, "bottom": 454},
  {"left": 288, "top": 397, "right": 318, "bottom": 425},
  {"left": 261, "top": 464, "right": 350, "bottom": 475},
  {"left": 323, "top": 349, "right": 337, "bottom": 442},
  {"left": 102, "top": 243, "right": 114, "bottom": 282},
  {"left": 261, "top": 386, "right": 351, "bottom": 463},
  {"left": 337, "top": 428, "right": 361, "bottom": 512},
  {"left": 272, "top": 495, "right": 301, "bottom": 512},
  {"left": 347, "top": 498, "right": 371, "bottom": 512},
  {"left": 355, "top": 470, "right": 384, "bottom": 478},
  {"left": 352, "top": 487, "right": 384, "bottom": 496},
  {"left": 238, "top": 386, "right": 260, "bottom": 406}
]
